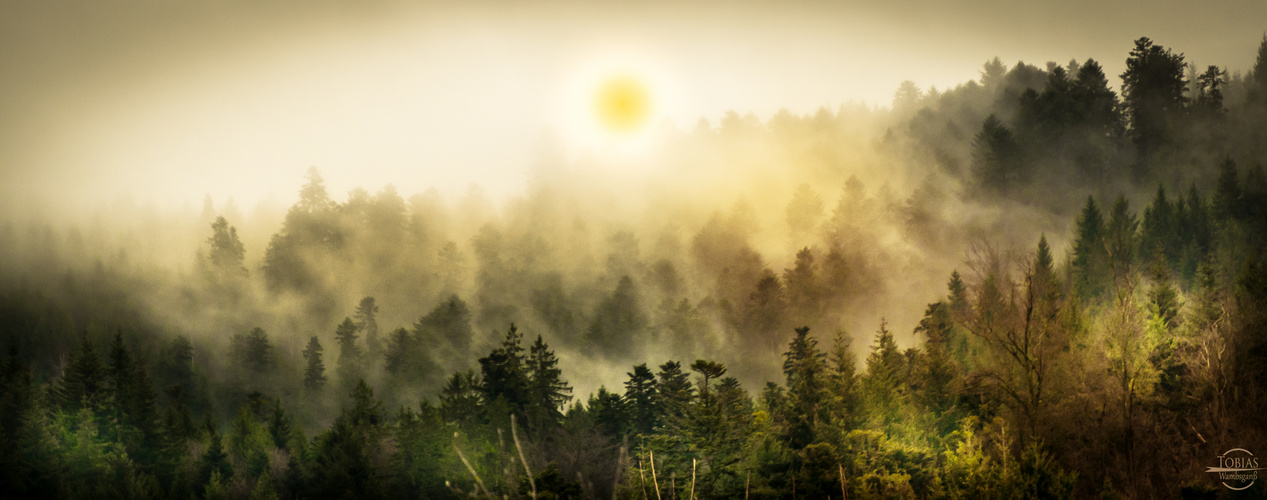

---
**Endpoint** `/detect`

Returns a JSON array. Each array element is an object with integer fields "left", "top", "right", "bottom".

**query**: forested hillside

[{"left": 2, "top": 36, "right": 1267, "bottom": 499}]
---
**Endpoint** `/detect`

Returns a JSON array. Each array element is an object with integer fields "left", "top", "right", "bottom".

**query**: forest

[{"left": 2, "top": 35, "right": 1267, "bottom": 499}]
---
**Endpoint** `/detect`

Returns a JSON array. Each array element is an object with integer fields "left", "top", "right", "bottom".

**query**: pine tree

[
  {"left": 1214, "top": 156, "right": 1242, "bottom": 220},
  {"left": 1120, "top": 37, "right": 1188, "bottom": 166},
  {"left": 653, "top": 361, "right": 694, "bottom": 432},
  {"left": 1071, "top": 196, "right": 1109, "bottom": 299},
  {"left": 200, "top": 416, "right": 233, "bottom": 487},
  {"left": 623, "top": 364, "right": 657, "bottom": 436},
  {"left": 690, "top": 359, "right": 727, "bottom": 400},
  {"left": 587, "top": 387, "right": 626, "bottom": 439},
  {"left": 478, "top": 324, "right": 529, "bottom": 410},
  {"left": 383, "top": 328, "right": 419, "bottom": 383},
  {"left": 914, "top": 302, "right": 957, "bottom": 414},
  {"left": 438, "top": 371, "right": 481, "bottom": 427},
  {"left": 61, "top": 335, "right": 105, "bottom": 412},
  {"left": 1106, "top": 195, "right": 1140, "bottom": 296},
  {"left": 525, "top": 335, "right": 572, "bottom": 424},
  {"left": 782, "top": 326, "right": 826, "bottom": 449},
  {"left": 231, "top": 327, "right": 275, "bottom": 374},
  {"left": 1195, "top": 65, "right": 1228, "bottom": 115},
  {"left": 334, "top": 318, "right": 362, "bottom": 388},
  {"left": 302, "top": 336, "right": 326, "bottom": 393},
  {"left": 1250, "top": 34, "right": 1267, "bottom": 103},
  {"left": 1141, "top": 184, "right": 1177, "bottom": 270},
  {"left": 783, "top": 248, "right": 820, "bottom": 327},
  {"left": 268, "top": 399, "right": 293, "bottom": 450},
  {"left": 947, "top": 270, "right": 970, "bottom": 318},
  {"left": 972, "top": 113, "right": 1024, "bottom": 190},
  {"left": 863, "top": 319, "right": 902, "bottom": 426},
  {"left": 107, "top": 330, "right": 134, "bottom": 422},
  {"left": 584, "top": 277, "right": 645, "bottom": 357},
  {"left": 827, "top": 329, "right": 862, "bottom": 432},
  {"left": 130, "top": 360, "right": 161, "bottom": 455},
  {"left": 414, "top": 295, "right": 475, "bottom": 356},
  {"left": 206, "top": 216, "right": 247, "bottom": 278},
  {"left": 354, "top": 297, "right": 381, "bottom": 370}
]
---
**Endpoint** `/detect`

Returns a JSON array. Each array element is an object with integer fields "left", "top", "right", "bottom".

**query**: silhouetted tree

[
  {"left": 1121, "top": 37, "right": 1187, "bottom": 168},
  {"left": 303, "top": 336, "right": 327, "bottom": 393},
  {"left": 623, "top": 364, "right": 657, "bottom": 437},
  {"left": 972, "top": 114, "right": 1023, "bottom": 190},
  {"left": 333, "top": 318, "right": 363, "bottom": 389},
  {"left": 479, "top": 324, "right": 529, "bottom": 411},
  {"left": 526, "top": 335, "right": 571, "bottom": 426},
  {"left": 231, "top": 327, "right": 274, "bottom": 374},
  {"left": 354, "top": 297, "right": 381, "bottom": 371}
]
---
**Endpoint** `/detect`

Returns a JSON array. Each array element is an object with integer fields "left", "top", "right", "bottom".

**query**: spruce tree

[
  {"left": 302, "top": 336, "right": 327, "bottom": 393},
  {"left": 478, "top": 324, "right": 529, "bottom": 410},
  {"left": 1072, "top": 196, "right": 1108, "bottom": 299},
  {"left": 782, "top": 326, "right": 826, "bottom": 449},
  {"left": 623, "top": 364, "right": 657, "bottom": 436},
  {"left": 61, "top": 335, "right": 105, "bottom": 412},
  {"left": 354, "top": 297, "right": 381, "bottom": 369},
  {"left": 525, "top": 335, "right": 572, "bottom": 424},
  {"left": 334, "top": 318, "right": 362, "bottom": 388}
]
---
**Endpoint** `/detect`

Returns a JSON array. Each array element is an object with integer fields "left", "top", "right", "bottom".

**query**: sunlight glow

[
  {"left": 558, "top": 52, "right": 677, "bottom": 157},
  {"left": 594, "top": 75, "right": 651, "bottom": 134}
]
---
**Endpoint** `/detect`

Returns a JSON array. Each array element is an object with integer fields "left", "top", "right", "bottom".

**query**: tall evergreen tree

[
  {"left": 334, "top": 318, "right": 362, "bottom": 388},
  {"left": 863, "top": 319, "right": 902, "bottom": 426},
  {"left": 438, "top": 370, "right": 481, "bottom": 427},
  {"left": 781, "top": 327, "right": 826, "bottom": 449},
  {"left": 1071, "top": 196, "right": 1109, "bottom": 299},
  {"left": 653, "top": 361, "right": 694, "bottom": 432},
  {"left": 478, "top": 324, "right": 529, "bottom": 411},
  {"left": 107, "top": 330, "right": 134, "bottom": 421},
  {"left": 525, "top": 335, "right": 572, "bottom": 425},
  {"left": 585, "top": 277, "right": 646, "bottom": 357},
  {"left": 914, "top": 302, "right": 957, "bottom": 414},
  {"left": 972, "top": 113, "right": 1023, "bottom": 190},
  {"left": 1214, "top": 156, "right": 1242, "bottom": 220},
  {"left": 947, "top": 270, "right": 970, "bottom": 318},
  {"left": 61, "top": 334, "right": 106, "bottom": 412},
  {"left": 827, "top": 329, "right": 861, "bottom": 432},
  {"left": 231, "top": 328, "right": 275, "bottom": 374},
  {"left": 1120, "top": 37, "right": 1187, "bottom": 167},
  {"left": 623, "top": 364, "right": 657, "bottom": 437},
  {"left": 1250, "top": 34, "right": 1267, "bottom": 103},
  {"left": 414, "top": 295, "right": 475, "bottom": 356},
  {"left": 354, "top": 297, "right": 381, "bottom": 371},
  {"left": 1106, "top": 195, "right": 1140, "bottom": 295},
  {"left": 302, "top": 336, "right": 327, "bottom": 393},
  {"left": 206, "top": 216, "right": 247, "bottom": 278}
]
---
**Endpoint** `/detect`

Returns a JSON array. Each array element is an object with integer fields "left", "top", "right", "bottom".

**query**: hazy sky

[{"left": 2, "top": 0, "right": 1264, "bottom": 217}]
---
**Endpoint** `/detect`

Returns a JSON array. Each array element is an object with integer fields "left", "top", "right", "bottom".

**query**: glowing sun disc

[{"left": 594, "top": 75, "right": 651, "bottom": 134}]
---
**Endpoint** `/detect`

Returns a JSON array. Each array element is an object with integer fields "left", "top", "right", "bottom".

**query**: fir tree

[
  {"left": 302, "top": 336, "right": 327, "bottom": 393},
  {"left": 525, "top": 335, "right": 572, "bottom": 425},
  {"left": 782, "top": 327, "right": 827, "bottom": 449},
  {"left": 334, "top": 318, "right": 363, "bottom": 387},
  {"left": 623, "top": 364, "right": 657, "bottom": 437},
  {"left": 478, "top": 324, "right": 529, "bottom": 410}
]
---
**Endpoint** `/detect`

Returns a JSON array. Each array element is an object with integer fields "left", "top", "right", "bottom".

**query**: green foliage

[
  {"left": 478, "top": 323, "right": 529, "bottom": 411},
  {"left": 624, "top": 363, "right": 657, "bottom": 437}
]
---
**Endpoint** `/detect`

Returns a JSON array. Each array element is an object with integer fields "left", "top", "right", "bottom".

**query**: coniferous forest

[{"left": 4, "top": 36, "right": 1267, "bottom": 499}]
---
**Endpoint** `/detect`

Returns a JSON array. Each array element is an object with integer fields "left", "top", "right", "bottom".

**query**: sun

[{"left": 593, "top": 75, "right": 652, "bottom": 134}]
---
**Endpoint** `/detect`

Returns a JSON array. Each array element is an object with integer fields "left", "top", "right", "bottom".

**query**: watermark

[{"left": 1206, "top": 448, "right": 1263, "bottom": 490}]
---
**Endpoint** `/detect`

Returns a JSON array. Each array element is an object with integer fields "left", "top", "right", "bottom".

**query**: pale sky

[{"left": 2, "top": 0, "right": 1263, "bottom": 217}]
